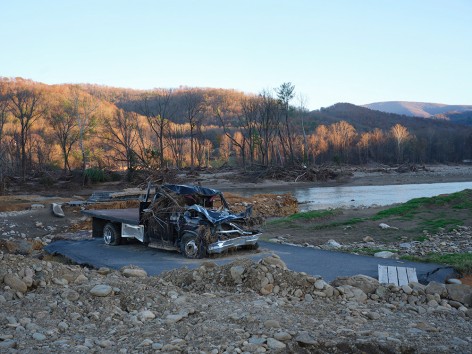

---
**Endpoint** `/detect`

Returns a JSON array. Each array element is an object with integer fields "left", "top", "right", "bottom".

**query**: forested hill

[
  {"left": 307, "top": 103, "right": 471, "bottom": 133},
  {"left": 1, "top": 78, "right": 472, "bottom": 181}
]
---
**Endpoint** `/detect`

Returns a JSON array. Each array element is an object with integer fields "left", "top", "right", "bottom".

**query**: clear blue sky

[{"left": 1, "top": 0, "right": 470, "bottom": 109}]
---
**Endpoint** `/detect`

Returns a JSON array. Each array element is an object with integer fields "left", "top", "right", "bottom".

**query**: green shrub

[{"left": 84, "top": 168, "right": 108, "bottom": 183}]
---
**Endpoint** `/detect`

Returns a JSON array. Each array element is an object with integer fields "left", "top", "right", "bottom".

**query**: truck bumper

[{"left": 207, "top": 234, "right": 261, "bottom": 254}]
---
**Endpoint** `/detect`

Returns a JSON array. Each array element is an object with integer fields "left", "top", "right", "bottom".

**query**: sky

[{"left": 1, "top": 0, "right": 471, "bottom": 110}]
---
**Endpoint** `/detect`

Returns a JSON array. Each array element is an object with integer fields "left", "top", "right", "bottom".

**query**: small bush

[{"left": 84, "top": 168, "right": 108, "bottom": 183}]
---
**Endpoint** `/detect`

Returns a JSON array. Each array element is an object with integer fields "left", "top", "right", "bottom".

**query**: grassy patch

[
  {"left": 415, "top": 235, "right": 429, "bottom": 242},
  {"left": 419, "top": 218, "right": 462, "bottom": 232},
  {"left": 372, "top": 189, "right": 472, "bottom": 221},
  {"left": 401, "top": 253, "right": 472, "bottom": 274}
]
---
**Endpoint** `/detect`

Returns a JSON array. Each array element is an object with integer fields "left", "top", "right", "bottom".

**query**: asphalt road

[{"left": 45, "top": 239, "right": 454, "bottom": 283}]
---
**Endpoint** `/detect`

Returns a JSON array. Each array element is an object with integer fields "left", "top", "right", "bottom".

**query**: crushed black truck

[{"left": 82, "top": 184, "right": 261, "bottom": 258}]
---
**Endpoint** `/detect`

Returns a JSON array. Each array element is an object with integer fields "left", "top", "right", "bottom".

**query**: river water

[{"left": 232, "top": 181, "right": 472, "bottom": 211}]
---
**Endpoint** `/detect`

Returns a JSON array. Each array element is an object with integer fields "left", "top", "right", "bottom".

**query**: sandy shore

[
  {"left": 199, "top": 164, "right": 472, "bottom": 192},
  {"left": 347, "top": 164, "right": 472, "bottom": 186}
]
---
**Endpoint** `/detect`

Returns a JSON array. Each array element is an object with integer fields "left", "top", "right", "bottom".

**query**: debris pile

[
  {"left": 224, "top": 193, "right": 298, "bottom": 218},
  {"left": 234, "top": 165, "right": 350, "bottom": 183},
  {"left": 162, "top": 255, "right": 472, "bottom": 309}
]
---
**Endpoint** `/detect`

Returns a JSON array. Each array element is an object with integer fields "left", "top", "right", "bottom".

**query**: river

[{"left": 231, "top": 181, "right": 472, "bottom": 211}]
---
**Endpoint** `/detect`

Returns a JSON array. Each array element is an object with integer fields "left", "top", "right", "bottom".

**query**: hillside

[
  {"left": 363, "top": 101, "right": 472, "bottom": 119},
  {"left": 1, "top": 77, "right": 472, "bottom": 178},
  {"left": 307, "top": 103, "right": 466, "bottom": 132}
]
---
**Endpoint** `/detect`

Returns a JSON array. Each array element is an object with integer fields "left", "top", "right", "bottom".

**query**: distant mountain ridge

[
  {"left": 309, "top": 103, "right": 466, "bottom": 133},
  {"left": 363, "top": 101, "right": 472, "bottom": 118}
]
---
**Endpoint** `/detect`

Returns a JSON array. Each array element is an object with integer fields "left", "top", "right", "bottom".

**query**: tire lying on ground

[{"left": 103, "top": 222, "right": 121, "bottom": 246}]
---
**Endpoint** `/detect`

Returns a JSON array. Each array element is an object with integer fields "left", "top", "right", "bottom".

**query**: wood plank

[
  {"left": 387, "top": 266, "right": 399, "bottom": 285},
  {"left": 406, "top": 267, "right": 418, "bottom": 283},
  {"left": 378, "top": 265, "right": 389, "bottom": 284},
  {"left": 397, "top": 267, "right": 409, "bottom": 286}
]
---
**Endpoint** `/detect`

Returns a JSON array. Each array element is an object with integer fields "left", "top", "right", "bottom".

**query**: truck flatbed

[{"left": 82, "top": 208, "right": 139, "bottom": 225}]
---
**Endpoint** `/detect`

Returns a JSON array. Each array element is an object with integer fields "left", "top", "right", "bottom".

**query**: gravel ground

[
  {"left": 1, "top": 251, "right": 471, "bottom": 353},
  {"left": 1, "top": 164, "right": 472, "bottom": 353}
]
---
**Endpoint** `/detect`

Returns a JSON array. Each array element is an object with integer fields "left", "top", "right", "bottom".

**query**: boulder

[
  {"left": 4, "top": 274, "right": 28, "bottom": 293},
  {"left": 325, "top": 239, "right": 342, "bottom": 249},
  {"left": 374, "top": 251, "right": 397, "bottom": 259},
  {"left": 230, "top": 265, "right": 245, "bottom": 284},
  {"left": 261, "top": 255, "right": 287, "bottom": 270},
  {"left": 90, "top": 284, "right": 113, "bottom": 297},
  {"left": 446, "top": 284, "right": 472, "bottom": 306},
  {"left": 336, "top": 285, "right": 367, "bottom": 302},
  {"left": 121, "top": 267, "right": 147, "bottom": 278},
  {"left": 295, "top": 331, "right": 317, "bottom": 345},
  {"left": 331, "top": 275, "right": 379, "bottom": 294},
  {"left": 425, "top": 282, "right": 447, "bottom": 297},
  {"left": 0, "top": 240, "right": 32, "bottom": 255}
]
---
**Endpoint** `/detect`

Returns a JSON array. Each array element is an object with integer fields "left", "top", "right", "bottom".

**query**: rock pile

[
  {"left": 288, "top": 226, "right": 472, "bottom": 260},
  {"left": 1, "top": 252, "right": 471, "bottom": 353}
]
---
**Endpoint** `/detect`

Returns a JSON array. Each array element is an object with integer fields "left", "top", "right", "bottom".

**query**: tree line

[{"left": 1, "top": 77, "right": 471, "bottom": 188}]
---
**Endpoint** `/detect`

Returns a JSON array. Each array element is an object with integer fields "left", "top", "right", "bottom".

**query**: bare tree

[
  {"left": 165, "top": 123, "right": 187, "bottom": 168},
  {"left": 369, "top": 128, "right": 385, "bottom": 162},
  {"left": 356, "top": 132, "right": 371, "bottom": 163},
  {"left": 390, "top": 124, "right": 410, "bottom": 163},
  {"left": 103, "top": 109, "right": 139, "bottom": 180},
  {"left": 137, "top": 89, "right": 176, "bottom": 168},
  {"left": 48, "top": 99, "right": 79, "bottom": 173},
  {"left": 70, "top": 87, "right": 98, "bottom": 183},
  {"left": 181, "top": 90, "right": 205, "bottom": 167},
  {"left": 213, "top": 94, "right": 257, "bottom": 169},
  {"left": 309, "top": 125, "right": 329, "bottom": 164},
  {"left": 255, "top": 91, "right": 279, "bottom": 166},
  {"left": 0, "top": 92, "right": 9, "bottom": 192},
  {"left": 328, "top": 121, "right": 357, "bottom": 162},
  {"left": 7, "top": 86, "right": 45, "bottom": 180}
]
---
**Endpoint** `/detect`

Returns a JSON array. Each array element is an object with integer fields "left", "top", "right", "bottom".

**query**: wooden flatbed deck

[{"left": 82, "top": 208, "right": 140, "bottom": 225}]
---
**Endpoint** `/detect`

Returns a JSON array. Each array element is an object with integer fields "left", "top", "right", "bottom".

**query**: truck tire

[
  {"left": 103, "top": 223, "right": 121, "bottom": 246},
  {"left": 180, "top": 233, "right": 206, "bottom": 259}
]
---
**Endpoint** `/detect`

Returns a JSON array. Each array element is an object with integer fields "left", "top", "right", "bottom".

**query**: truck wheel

[
  {"left": 103, "top": 223, "right": 121, "bottom": 246},
  {"left": 180, "top": 233, "right": 205, "bottom": 259}
]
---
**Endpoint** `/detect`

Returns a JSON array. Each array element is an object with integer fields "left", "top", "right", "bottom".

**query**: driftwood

[
  {"left": 234, "top": 165, "right": 347, "bottom": 183},
  {"left": 395, "top": 164, "right": 429, "bottom": 173},
  {"left": 141, "top": 189, "right": 186, "bottom": 231}
]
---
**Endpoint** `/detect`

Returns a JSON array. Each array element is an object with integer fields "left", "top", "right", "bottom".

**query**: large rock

[
  {"left": 446, "top": 284, "right": 472, "bottom": 306},
  {"left": 425, "top": 282, "right": 447, "bottom": 297},
  {"left": 374, "top": 251, "right": 397, "bottom": 259},
  {"left": 325, "top": 240, "right": 342, "bottom": 249},
  {"left": 295, "top": 331, "right": 317, "bottom": 345},
  {"left": 0, "top": 240, "right": 33, "bottom": 255},
  {"left": 261, "top": 255, "right": 287, "bottom": 270},
  {"left": 230, "top": 266, "right": 245, "bottom": 284},
  {"left": 4, "top": 274, "right": 28, "bottom": 293},
  {"left": 267, "top": 338, "right": 286, "bottom": 350},
  {"left": 121, "top": 267, "right": 147, "bottom": 278},
  {"left": 331, "top": 275, "right": 379, "bottom": 294},
  {"left": 336, "top": 285, "right": 367, "bottom": 302},
  {"left": 90, "top": 284, "right": 113, "bottom": 297}
]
